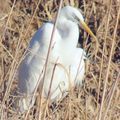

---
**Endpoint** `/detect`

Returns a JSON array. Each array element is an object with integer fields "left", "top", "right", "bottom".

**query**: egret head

[
  {"left": 60, "top": 6, "right": 84, "bottom": 23},
  {"left": 60, "top": 6, "right": 96, "bottom": 39}
]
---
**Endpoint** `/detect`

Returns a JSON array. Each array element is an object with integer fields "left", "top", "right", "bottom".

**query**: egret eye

[{"left": 72, "top": 14, "right": 80, "bottom": 23}]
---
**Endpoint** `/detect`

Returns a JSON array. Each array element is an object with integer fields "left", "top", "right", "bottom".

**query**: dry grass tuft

[{"left": 0, "top": 0, "right": 120, "bottom": 120}]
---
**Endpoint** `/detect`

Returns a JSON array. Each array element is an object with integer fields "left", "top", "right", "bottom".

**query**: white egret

[{"left": 17, "top": 6, "right": 96, "bottom": 113}]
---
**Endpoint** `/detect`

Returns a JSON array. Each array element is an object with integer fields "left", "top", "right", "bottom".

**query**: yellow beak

[{"left": 80, "top": 21, "right": 97, "bottom": 40}]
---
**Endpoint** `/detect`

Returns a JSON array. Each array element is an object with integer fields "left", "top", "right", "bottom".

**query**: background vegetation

[{"left": 0, "top": 0, "right": 120, "bottom": 120}]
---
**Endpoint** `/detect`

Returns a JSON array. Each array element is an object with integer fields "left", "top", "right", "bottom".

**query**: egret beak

[
  {"left": 80, "top": 20, "right": 99, "bottom": 55},
  {"left": 80, "top": 21, "right": 97, "bottom": 40}
]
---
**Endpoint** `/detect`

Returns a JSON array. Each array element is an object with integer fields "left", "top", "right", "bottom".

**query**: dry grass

[{"left": 0, "top": 0, "right": 120, "bottom": 120}]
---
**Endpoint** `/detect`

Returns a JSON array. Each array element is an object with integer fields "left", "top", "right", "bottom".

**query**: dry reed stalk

[
  {"left": 98, "top": 1, "right": 119, "bottom": 120},
  {"left": 103, "top": 6, "right": 120, "bottom": 120}
]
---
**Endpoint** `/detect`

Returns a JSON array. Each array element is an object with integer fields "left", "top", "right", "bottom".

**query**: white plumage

[{"left": 17, "top": 6, "right": 96, "bottom": 113}]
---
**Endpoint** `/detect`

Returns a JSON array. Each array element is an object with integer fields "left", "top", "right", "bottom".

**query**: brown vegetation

[{"left": 0, "top": 0, "right": 120, "bottom": 120}]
